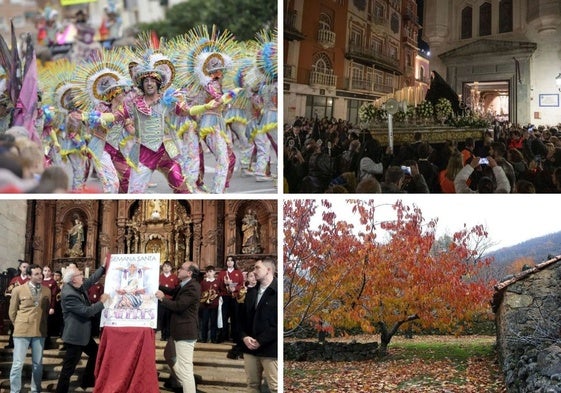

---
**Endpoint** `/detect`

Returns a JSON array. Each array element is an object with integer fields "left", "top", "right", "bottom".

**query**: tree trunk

[{"left": 377, "top": 314, "right": 420, "bottom": 357}]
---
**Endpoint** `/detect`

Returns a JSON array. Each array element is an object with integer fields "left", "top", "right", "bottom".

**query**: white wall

[{"left": 0, "top": 201, "right": 27, "bottom": 272}]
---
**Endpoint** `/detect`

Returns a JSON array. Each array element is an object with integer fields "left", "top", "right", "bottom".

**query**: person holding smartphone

[{"left": 454, "top": 156, "right": 511, "bottom": 193}]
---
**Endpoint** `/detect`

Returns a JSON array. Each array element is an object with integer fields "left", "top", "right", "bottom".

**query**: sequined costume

[{"left": 121, "top": 92, "right": 190, "bottom": 193}]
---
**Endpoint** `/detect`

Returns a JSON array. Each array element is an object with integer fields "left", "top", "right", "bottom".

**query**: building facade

[
  {"left": 284, "top": 0, "right": 427, "bottom": 125},
  {"left": 1, "top": 199, "right": 277, "bottom": 274},
  {"left": 423, "top": 0, "right": 561, "bottom": 126}
]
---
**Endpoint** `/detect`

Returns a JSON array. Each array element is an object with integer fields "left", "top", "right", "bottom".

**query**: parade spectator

[
  {"left": 439, "top": 149, "right": 464, "bottom": 193},
  {"left": 240, "top": 258, "right": 278, "bottom": 393},
  {"left": 9, "top": 264, "right": 50, "bottom": 393},
  {"left": 454, "top": 156, "right": 511, "bottom": 193},
  {"left": 56, "top": 263, "right": 108, "bottom": 392}
]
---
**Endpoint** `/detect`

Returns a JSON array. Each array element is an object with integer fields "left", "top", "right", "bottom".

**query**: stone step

[{"left": 0, "top": 335, "right": 249, "bottom": 392}]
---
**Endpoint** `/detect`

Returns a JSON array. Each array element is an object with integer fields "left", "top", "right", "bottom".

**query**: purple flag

[{"left": 13, "top": 49, "right": 40, "bottom": 144}]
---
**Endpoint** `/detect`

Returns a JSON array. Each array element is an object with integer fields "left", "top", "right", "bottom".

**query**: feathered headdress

[
  {"left": 73, "top": 48, "right": 131, "bottom": 111},
  {"left": 173, "top": 25, "right": 239, "bottom": 92},
  {"left": 127, "top": 32, "right": 175, "bottom": 91},
  {"left": 41, "top": 59, "right": 77, "bottom": 112},
  {"left": 254, "top": 28, "right": 277, "bottom": 84}
]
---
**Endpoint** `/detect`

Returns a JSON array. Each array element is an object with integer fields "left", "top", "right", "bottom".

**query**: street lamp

[{"left": 556, "top": 73, "right": 561, "bottom": 91}]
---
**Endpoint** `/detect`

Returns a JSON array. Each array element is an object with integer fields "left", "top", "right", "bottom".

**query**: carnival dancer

[
  {"left": 250, "top": 29, "right": 278, "bottom": 182},
  {"left": 174, "top": 25, "right": 241, "bottom": 193},
  {"left": 224, "top": 57, "right": 259, "bottom": 175},
  {"left": 41, "top": 60, "right": 91, "bottom": 191},
  {"left": 120, "top": 38, "right": 221, "bottom": 193},
  {"left": 0, "top": 67, "right": 12, "bottom": 134},
  {"left": 72, "top": 48, "right": 133, "bottom": 193}
]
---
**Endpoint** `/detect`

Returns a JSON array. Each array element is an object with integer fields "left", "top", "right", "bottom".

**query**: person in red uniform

[
  {"left": 200, "top": 265, "right": 220, "bottom": 343},
  {"left": 158, "top": 260, "right": 179, "bottom": 341},
  {"left": 88, "top": 277, "right": 105, "bottom": 337},
  {"left": 4, "top": 260, "right": 30, "bottom": 349},
  {"left": 217, "top": 256, "right": 244, "bottom": 345},
  {"left": 42, "top": 265, "right": 60, "bottom": 349}
]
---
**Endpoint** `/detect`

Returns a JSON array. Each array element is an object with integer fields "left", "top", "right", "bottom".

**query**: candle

[{"left": 85, "top": 267, "right": 90, "bottom": 278}]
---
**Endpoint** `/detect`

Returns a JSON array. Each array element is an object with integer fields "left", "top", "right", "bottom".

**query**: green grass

[{"left": 390, "top": 337, "right": 495, "bottom": 362}]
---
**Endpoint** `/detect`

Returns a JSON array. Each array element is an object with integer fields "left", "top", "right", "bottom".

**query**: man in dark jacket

[
  {"left": 156, "top": 261, "right": 201, "bottom": 393},
  {"left": 56, "top": 263, "right": 108, "bottom": 393},
  {"left": 240, "top": 258, "right": 278, "bottom": 393}
]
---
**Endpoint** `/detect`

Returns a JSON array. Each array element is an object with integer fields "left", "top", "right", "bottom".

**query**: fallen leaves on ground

[{"left": 284, "top": 336, "right": 507, "bottom": 393}]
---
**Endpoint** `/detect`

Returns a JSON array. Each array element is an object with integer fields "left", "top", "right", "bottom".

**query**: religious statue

[
  {"left": 149, "top": 199, "right": 164, "bottom": 219},
  {"left": 68, "top": 214, "right": 85, "bottom": 258},
  {"left": 241, "top": 209, "right": 262, "bottom": 254}
]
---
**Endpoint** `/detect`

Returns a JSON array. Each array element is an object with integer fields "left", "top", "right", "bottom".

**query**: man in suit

[
  {"left": 240, "top": 258, "right": 278, "bottom": 393},
  {"left": 156, "top": 261, "right": 201, "bottom": 393},
  {"left": 9, "top": 263, "right": 51, "bottom": 393},
  {"left": 55, "top": 263, "right": 109, "bottom": 393}
]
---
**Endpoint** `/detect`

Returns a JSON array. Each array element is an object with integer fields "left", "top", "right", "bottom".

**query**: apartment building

[{"left": 284, "top": 0, "right": 427, "bottom": 125}]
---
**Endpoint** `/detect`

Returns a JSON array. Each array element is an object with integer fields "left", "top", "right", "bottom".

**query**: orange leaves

[{"left": 284, "top": 199, "right": 495, "bottom": 338}]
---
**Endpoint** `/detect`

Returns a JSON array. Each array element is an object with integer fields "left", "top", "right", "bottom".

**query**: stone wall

[
  {"left": 0, "top": 201, "right": 27, "bottom": 272},
  {"left": 495, "top": 260, "right": 561, "bottom": 393}
]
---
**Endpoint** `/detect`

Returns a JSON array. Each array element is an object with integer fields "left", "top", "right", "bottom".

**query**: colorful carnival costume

[
  {"left": 0, "top": 67, "right": 12, "bottom": 134},
  {"left": 174, "top": 25, "right": 241, "bottom": 194},
  {"left": 122, "top": 42, "right": 214, "bottom": 193},
  {"left": 224, "top": 57, "right": 259, "bottom": 173},
  {"left": 73, "top": 48, "right": 132, "bottom": 193},
  {"left": 251, "top": 29, "right": 278, "bottom": 181},
  {"left": 41, "top": 60, "right": 91, "bottom": 191}
]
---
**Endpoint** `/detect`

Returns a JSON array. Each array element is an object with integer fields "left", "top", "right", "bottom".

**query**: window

[
  {"left": 479, "top": 2, "right": 491, "bottom": 36},
  {"left": 385, "top": 75, "right": 394, "bottom": 88},
  {"left": 461, "top": 6, "right": 472, "bottom": 39},
  {"left": 499, "top": 0, "right": 513, "bottom": 33},
  {"left": 347, "top": 99, "right": 363, "bottom": 125},
  {"left": 388, "top": 45, "right": 398, "bottom": 60},
  {"left": 406, "top": 54, "right": 412, "bottom": 67},
  {"left": 350, "top": 27, "right": 362, "bottom": 47},
  {"left": 374, "top": 1, "right": 385, "bottom": 18},
  {"left": 306, "top": 95, "right": 334, "bottom": 120},
  {"left": 319, "top": 12, "right": 331, "bottom": 31},
  {"left": 371, "top": 36, "right": 382, "bottom": 53},
  {"left": 390, "top": 12, "right": 400, "bottom": 34},
  {"left": 419, "top": 66, "right": 425, "bottom": 81}
]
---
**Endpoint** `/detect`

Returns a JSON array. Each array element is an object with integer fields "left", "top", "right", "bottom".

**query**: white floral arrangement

[
  {"left": 435, "top": 98, "right": 453, "bottom": 122},
  {"left": 358, "top": 102, "right": 377, "bottom": 123},
  {"left": 416, "top": 100, "right": 434, "bottom": 121}
]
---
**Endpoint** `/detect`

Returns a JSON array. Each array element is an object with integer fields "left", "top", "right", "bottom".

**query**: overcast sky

[{"left": 304, "top": 195, "right": 561, "bottom": 253}]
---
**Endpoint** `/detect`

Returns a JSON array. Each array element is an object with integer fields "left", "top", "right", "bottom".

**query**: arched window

[
  {"left": 419, "top": 66, "right": 425, "bottom": 81},
  {"left": 461, "top": 6, "right": 472, "bottom": 39},
  {"left": 312, "top": 52, "right": 333, "bottom": 74},
  {"left": 319, "top": 12, "right": 332, "bottom": 31},
  {"left": 479, "top": 2, "right": 492, "bottom": 36},
  {"left": 499, "top": 0, "right": 513, "bottom": 33}
]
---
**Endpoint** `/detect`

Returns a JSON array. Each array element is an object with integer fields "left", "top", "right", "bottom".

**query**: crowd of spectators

[
  {"left": 0, "top": 127, "right": 83, "bottom": 193},
  {"left": 283, "top": 116, "right": 561, "bottom": 193}
]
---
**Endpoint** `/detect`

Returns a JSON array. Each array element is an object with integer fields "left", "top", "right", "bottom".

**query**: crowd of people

[
  {"left": 284, "top": 116, "right": 561, "bottom": 193},
  {"left": 0, "top": 24, "right": 278, "bottom": 194},
  {"left": 2, "top": 256, "right": 278, "bottom": 392}
]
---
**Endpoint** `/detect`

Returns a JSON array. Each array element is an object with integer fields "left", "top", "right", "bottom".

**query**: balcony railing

[
  {"left": 317, "top": 29, "right": 336, "bottom": 49},
  {"left": 348, "top": 77, "right": 372, "bottom": 91},
  {"left": 347, "top": 42, "right": 400, "bottom": 70},
  {"left": 284, "top": 64, "right": 296, "bottom": 81},
  {"left": 309, "top": 70, "right": 337, "bottom": 88}
]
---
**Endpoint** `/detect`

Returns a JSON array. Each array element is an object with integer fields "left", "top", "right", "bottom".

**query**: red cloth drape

[{"left": 94, "top": 327, "right": 159, "bottom": 393}]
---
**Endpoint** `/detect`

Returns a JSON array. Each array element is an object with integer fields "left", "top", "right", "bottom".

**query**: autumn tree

[{"left": 284, "top": 199, "right": 496, "bottom": 355}]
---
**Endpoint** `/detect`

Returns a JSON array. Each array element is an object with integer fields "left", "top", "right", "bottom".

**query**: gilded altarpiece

[{"left": 25, "top": 200, "right": 277, "bottom": 273}]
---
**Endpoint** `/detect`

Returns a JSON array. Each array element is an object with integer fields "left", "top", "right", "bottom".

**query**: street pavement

[{"left": 74, "top": 145, "right": 279, "bottom": 195}]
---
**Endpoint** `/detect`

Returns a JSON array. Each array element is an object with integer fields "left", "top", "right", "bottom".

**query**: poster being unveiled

[{"left": 101, "top": 253, "right": 160, "bottom": 328}]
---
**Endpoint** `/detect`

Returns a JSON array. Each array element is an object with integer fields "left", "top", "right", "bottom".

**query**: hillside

[{"left": 489, "top": 231, "right": 561, "bottom": 269}]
